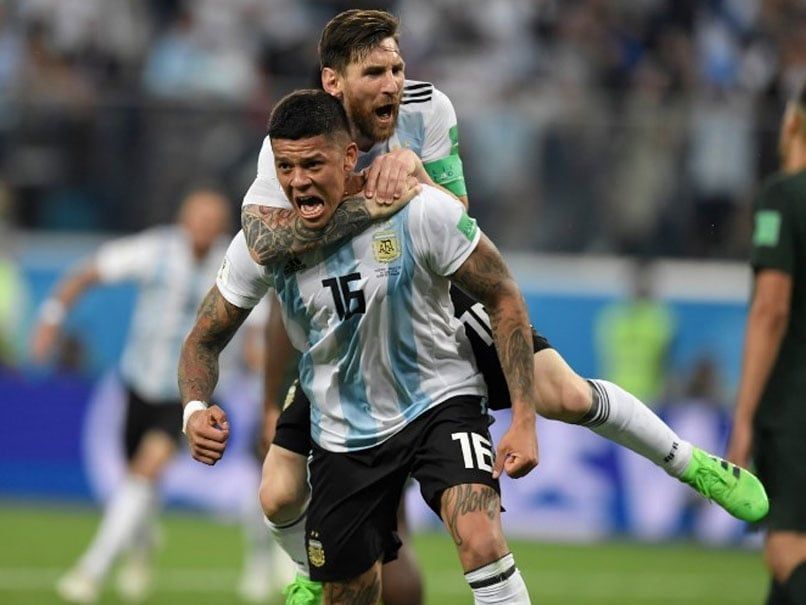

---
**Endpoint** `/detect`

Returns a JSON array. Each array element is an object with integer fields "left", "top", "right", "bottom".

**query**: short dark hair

[
  {"left": 268, "top": 89, "right": 351, "bottom": 142},
  {"left": 319, "top": 9, "right": 399, "bottom": 73}
]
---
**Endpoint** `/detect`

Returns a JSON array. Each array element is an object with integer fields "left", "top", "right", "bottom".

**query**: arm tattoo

[
  {"left": 241, "top": 197, "right": 373, "bottom": 265},
  {"left": 324, "top": 575, "right": 382, "bottom": 605},
  {"left": 441, "top": 484, "right": 499, "bottom": 547},
  {"left": 178, "top": 287, "right": 250, "bottom": 403},
  {"left": 451, "top": 235, "right": 535, "bottom": 411}
]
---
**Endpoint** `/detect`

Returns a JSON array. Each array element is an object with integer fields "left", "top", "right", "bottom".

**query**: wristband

[
  {"left": 39, "top": 298, "right": 66, "bottom": 326},
  {"left": 182, "top": 400, "right": 208, "bottom": 435}
]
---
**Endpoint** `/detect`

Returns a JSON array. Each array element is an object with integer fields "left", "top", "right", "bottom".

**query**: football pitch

[{"left": 0, "top": 503, "right": 766, "bottom": 605}]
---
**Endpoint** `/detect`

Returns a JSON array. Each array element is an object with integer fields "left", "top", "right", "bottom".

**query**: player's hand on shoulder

[
  {"left": 186, "top": 404, "right": 230, "bottom": 466},
  {"left": 365, "top": 149, "right": 426, "bottom": 203},
  {"left": 493, "top": 415, "right": 538, "bottom": 480},
  {"left": 365, "top": 175, "right": 421, "bottom": 220}
]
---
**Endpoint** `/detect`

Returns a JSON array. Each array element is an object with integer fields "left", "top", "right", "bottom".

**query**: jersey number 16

[{"left": 322, "top": 273, "right": 366, "bottom": 320}]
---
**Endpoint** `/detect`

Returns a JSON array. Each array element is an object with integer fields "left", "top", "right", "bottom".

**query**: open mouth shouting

[
  {"left": 294, "top": 195, "right": 326, "bottom": 221},
  {"left": 374, "top": 103, "right": 396, "bottom": 125}
]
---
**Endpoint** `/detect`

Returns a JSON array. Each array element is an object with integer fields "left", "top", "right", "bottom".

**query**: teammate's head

[
  {"left": 177, "top": 188, "right": 231, "bottom": 257},
  {"left": 319, "top": 9, "right": 404, "bottom": 146},
  {"left": 268, "top": 89, "right": 358, "bottom": 230},
  {"left": 779, "top": 80, "right": 806, "bottom": 167}
]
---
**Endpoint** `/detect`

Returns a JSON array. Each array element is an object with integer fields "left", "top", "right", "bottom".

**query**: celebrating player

[{"left": 180, "top": 89, "right": 538, "bottom": 605}]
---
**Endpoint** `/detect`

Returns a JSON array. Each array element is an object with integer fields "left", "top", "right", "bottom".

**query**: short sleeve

[
  {"left": 421, "top": 88, "right": 466, "bottom": 197},
  {"left": 216, "top": 231, "right": 274, "bottom": 309},
  {"left": 750, "top": 179, "right": 795, "bottom": 275},
  {"left": 410, "top": 187, "right": 481, "bottom": 276},
  {"left": 243, "top": 294, "right": 274, "bottom": 328},
  {"left": 95, "top": 230, "right": 161, "bottom": 283},
  {"left": 242, "top": 135, "right": 293, "bottom": 209}
]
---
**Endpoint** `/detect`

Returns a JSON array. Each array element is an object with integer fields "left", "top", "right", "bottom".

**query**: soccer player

[
  {"left": 236, "top": 14, "right": 769, "bottom": 597},
  {"left": 180, "top": 89, "right": 538, "bottom": 605},
  {"left": 30, "top": 189, "right": 286, "bottom": 604},
  {"left": 728, "top": 82, "right": 806, "bottom": 605}
]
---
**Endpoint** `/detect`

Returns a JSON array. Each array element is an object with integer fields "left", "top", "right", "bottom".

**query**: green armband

[
  {"left": 753, "top": 210, "right": 781, "bottom": 246},
  {"left": 424, "top": 154, "right": 467, "bottom": 197}
]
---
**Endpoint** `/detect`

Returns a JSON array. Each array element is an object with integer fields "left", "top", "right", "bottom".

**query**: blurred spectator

[
  {"left": 0, "top": 0, "right": 803, "bottom": 257},
  {"left": 594, "top": 258, "right": 676, "bottom": 407},
  {"left": 0, "top": 185, "right": 27, "bottom": 368}
]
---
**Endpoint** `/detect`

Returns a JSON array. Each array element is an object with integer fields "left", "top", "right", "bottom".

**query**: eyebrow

[{"left": 361, "top": 58, "right": 405, "bottom": 74}]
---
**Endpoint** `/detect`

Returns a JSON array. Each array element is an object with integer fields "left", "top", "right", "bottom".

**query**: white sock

[
  {"left": 243, "top": 491, "right": 273, "bottom": 562},
  {"left": 465, "top": 553, "right": 530, "bottom": 604},
  {"left": 79, "top": 475, "right": 155, "bottom": 580},
  {"left": 584, "top": 380, "right": 692, "bottom": 477},
  {"left": 127, "top": 495, "right": 159, "bottom": 560},
  {"left": 264, "top": 507, "right": 309, "bottom": 577}
]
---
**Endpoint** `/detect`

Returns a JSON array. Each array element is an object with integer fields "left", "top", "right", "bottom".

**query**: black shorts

[
  {"left": 272, "top": 380, "right": 311, "bottom": 456},
  {"left": 449, "top": 285, "right": 551, "bottom": 410},
  {"left": 271, "top": 286, "right": 551, "bottom": 455},
  {"left": 753, "top": 426, "right": 806, "bottom": 531},
  {"left": 123, "top": 385, "right": 183, "bottom": 460},
  {"left": 305, "top": 395, "right": 499, "bottom": 582}
]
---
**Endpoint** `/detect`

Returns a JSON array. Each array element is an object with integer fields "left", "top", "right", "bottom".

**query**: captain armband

[{"left": 424, "top": 155, "right": 467, "bottom": 198}]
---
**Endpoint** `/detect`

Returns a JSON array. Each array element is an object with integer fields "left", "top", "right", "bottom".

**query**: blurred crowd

[{"left": 0, "top": 0, "right": 804, "bottom": 256}]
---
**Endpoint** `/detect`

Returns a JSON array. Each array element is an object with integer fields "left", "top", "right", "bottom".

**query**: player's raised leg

[
  {"left": 259, "top": 443, "right": 321, "bottom": 605},
  {"left": 532, "top": 349, "right": 768, "bottom": 522}
]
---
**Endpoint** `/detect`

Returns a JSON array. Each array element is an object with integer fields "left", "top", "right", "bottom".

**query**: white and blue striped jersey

[
  {"left": 243, "top": 80, "right": 464, "bottom": 208},
  {"left": 218, "top": 186, "right": 486, "bottom": 452},
  {"left": 95, "top": 226, "right": 229, "bottom": 402}
]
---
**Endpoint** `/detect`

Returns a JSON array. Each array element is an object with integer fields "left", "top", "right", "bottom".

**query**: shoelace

[{"left": 690, "top": 464, "right": 734, "bottom": 502}]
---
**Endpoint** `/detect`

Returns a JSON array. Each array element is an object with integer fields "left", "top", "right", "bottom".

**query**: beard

[{"left": 347, "top": 93, "right": 401, "bottom": 144}]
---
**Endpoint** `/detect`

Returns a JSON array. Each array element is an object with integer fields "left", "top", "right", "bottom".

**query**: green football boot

[
  {"left": 283, "top": 574, "right": 323, "bottom": 605},
  {"left": 681, "top": 447, "right": 769, "bottom": 522}
]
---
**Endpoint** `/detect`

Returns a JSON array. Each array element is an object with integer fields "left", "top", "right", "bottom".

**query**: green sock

[{"left": 784, "top": 563, "right": 806, "bottom": 605}]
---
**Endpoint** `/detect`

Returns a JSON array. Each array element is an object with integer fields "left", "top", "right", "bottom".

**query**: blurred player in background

[
  {"left": 181, "top": 89, "right": 538, "bottom": 605},
  {"left": 236, "top": 11, "right": 769, "bottom": 603},
  {"left": 729, "top": 81, "right": 806, "bottom": 605},
  {"left": 30, "top": 188, "right": 289, "bottom": 604}
]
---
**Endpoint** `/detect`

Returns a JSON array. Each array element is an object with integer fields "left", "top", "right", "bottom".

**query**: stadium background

[{"left": 1, "top": 0, "right": 804, "bottom": 603}]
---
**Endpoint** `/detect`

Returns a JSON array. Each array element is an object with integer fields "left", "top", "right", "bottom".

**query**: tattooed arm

[
  {"left": 451, "top": 234, "right": 538, "bottom": 478},
  {"left": 241, "top": 197, "right": 368, "bottom": 265},
  {"left": 242, "top": 185, "right": 418, "bottom": 266},
  {"left": 178, "top": 286, "right": 251, "bottom": 465}
]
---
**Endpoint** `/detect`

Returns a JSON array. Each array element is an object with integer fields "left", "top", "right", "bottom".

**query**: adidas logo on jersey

[{"left": 283, "top": 257, "right": 307, "bottom": 276}]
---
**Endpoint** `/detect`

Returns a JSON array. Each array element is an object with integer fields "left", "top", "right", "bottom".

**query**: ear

[
  {"left": 322, "top": 68, "right": 342, "bottom": 98},
  {"left": 344, "top": 142, "right": 358, "bottom": 173}
]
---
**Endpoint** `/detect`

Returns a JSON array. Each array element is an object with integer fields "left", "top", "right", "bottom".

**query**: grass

[{"left": 0, "top": 503, "right": 767, "bottom": 604}]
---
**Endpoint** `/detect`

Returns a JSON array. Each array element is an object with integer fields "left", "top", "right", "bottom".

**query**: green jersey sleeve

[{"left": 751, "top": 176, "right": 795, "bottom": 275}]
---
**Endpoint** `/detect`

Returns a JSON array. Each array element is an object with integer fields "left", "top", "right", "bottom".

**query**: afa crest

[
  {"left": 373, "top": 231, "right": 401, "bottom": 263},
  {"left": 307, "top": 538, "right": 325, "bottom": 568}
]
